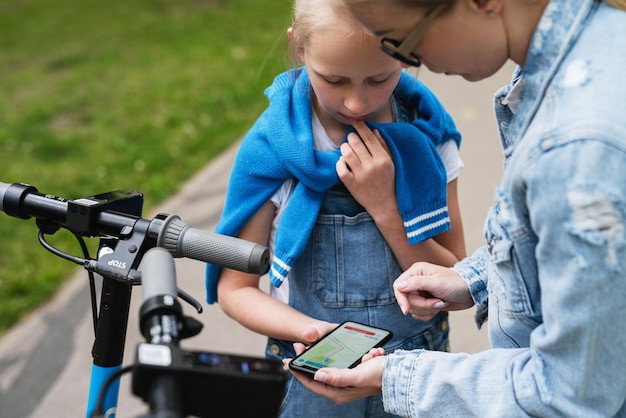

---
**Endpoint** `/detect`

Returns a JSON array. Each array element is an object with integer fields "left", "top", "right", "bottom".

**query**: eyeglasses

[{"left": 380, "top": 3, "right": 449, "bottom": 67}]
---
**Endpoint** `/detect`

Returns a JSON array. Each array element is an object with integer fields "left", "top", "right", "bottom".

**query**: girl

[{"left": 206, "top": 0, "right": 466, "bottom": 416}]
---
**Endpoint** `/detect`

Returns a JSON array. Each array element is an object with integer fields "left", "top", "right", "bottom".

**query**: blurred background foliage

[{"left": 0, "top": 0, "right": 291, "bottom": 334}]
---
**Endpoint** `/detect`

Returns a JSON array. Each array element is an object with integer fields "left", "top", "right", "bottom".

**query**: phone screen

[{"left": 289, "top": 321, "right": 392, "bottom": 375}]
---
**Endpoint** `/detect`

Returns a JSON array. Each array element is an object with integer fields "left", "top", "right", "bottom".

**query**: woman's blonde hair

[
  {"left": 605, "top": 0, "right": 626, "bottom": 10},
  {"left": 336, "top": 0, "right": 450, "bottom": 11}
]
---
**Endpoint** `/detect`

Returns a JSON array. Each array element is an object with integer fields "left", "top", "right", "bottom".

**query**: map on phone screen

[{"left": 291, "top": 322, "right": 391, "bottom": 369}]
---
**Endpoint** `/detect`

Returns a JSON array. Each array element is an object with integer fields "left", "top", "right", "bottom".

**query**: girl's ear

[{"left": 287, "top": 27, "right": 306, "bottom": 63}]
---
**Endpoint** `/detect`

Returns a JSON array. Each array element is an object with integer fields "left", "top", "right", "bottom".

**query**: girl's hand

[
  {"left": 301, "top": 321, "right": 338, "bottom": 345},
  {"left": 336, "top": 121, "right": 397, "bottom": 218}
]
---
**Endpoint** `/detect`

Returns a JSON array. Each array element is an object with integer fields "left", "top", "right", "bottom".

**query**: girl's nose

[{"left": 344, "top": 90, "right": 368, "bottom": 115}]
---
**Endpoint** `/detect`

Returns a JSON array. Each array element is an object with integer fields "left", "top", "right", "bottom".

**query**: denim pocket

[
  {"left": 486, "top": 197, "right": 537, "bottom": 318},
  {"left": 384, "top": 313, "right": 450, "bottom": 353},
  {"left": 309, "top": 211, "right": 401, "bottom": 308}
]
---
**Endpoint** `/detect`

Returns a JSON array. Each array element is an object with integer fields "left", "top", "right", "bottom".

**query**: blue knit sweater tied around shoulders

[{"left": 205, "top": 68, "right": 460, "bottom": 304}]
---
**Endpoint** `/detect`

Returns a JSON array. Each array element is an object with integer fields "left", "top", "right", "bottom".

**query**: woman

[{"left": 288, "top": 0, "right": 626, "bottom": 416}]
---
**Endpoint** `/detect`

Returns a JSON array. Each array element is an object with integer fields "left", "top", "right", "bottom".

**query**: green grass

[{"left": 0, "top": 0, "right": 292, "bottom": 334}]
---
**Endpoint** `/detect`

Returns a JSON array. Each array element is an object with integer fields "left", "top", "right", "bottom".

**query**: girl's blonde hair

[{"left": 288, "top": 0, "right": 373, "bottom": 66}]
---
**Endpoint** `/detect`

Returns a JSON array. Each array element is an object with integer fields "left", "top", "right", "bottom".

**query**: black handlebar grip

[{"left": 156, "top": 215, "right": 270, "bottom": 275}]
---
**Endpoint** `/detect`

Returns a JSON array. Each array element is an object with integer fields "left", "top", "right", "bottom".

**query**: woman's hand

[
  {"left": 394, "top": 262, "right": 474, "bottom": 320},
  {"left": 285, "top": 343, "right": 387, "bottom": 405}
]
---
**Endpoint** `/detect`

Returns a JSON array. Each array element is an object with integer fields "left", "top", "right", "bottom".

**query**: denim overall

[{"left": 266, "top": 184, "right": 450, "bottom": 418}]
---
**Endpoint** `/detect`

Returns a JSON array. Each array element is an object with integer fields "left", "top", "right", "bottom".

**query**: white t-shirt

[{"left": 268, "top": 111, "right": 464, "bottom": 303}]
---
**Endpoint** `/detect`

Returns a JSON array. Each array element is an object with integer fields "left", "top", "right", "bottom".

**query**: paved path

[{"left": 0, "top": 65, "right": 513, "bottom": 417}]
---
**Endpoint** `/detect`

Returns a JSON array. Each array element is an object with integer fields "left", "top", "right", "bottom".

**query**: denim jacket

[{"left": 383, "top": 1, "right": 626, "bottom": 416}]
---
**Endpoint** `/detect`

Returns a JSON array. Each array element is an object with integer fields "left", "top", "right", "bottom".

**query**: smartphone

[{"left": 288, "top": 321, "right": 393, "bottom": 376}]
